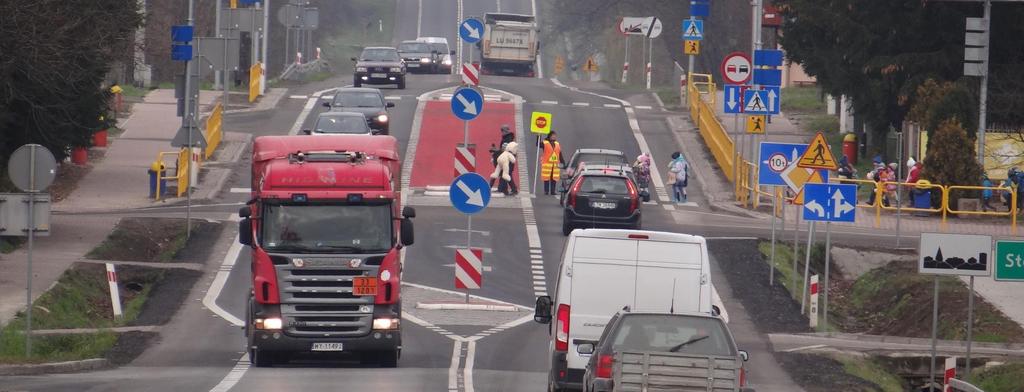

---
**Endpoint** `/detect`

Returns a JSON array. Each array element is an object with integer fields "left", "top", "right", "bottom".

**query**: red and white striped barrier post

[
  {"left": 454, "top": 145, "right": 476, "bottom": 178},
  {"left": 316, "top": 47, "right": 321, "bottom": 61},
  {"left": 455, "top": 248, "right": 483, "bottom": 292},
  {"left": 295, "top": 51, "right": 303, "bottom": 65},
  {"left": 809, "top": 274, "right": 819, "bottom": 328},
  {"left": 462, "top": 62, "right": 480, "bottom": 87},
  {"left": 106, "top": 263, "right": 123, "bottom": 318},
  {"left": 621, "top": 61, "right": 629, "bottom": 84},
  {"left": 943, "top": 357, "right": 957, "bottom": 392}
]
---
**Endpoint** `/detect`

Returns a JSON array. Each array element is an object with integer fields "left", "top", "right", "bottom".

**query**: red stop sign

[{"left": 535, "top": 117, "right": 548, "bottom": 129}]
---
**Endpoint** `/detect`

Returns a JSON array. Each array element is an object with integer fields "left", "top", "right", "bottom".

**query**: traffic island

[{"left": 0, "top": 217, "right": 221, "bottom": 374}]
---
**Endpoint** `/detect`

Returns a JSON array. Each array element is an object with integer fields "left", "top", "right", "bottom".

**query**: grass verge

[
  {"left": 970, "top": 362, "right": 1024, "bottom": 391},
  {"left": 781, "top": 86, "right": 826, "bottom": 113},
  {"left": 837, "top": 355, "right": 906, "bottom": 392},
  {"left": 86, "top": 217, "right": 189, "bottom": 263},
  {"left": 655, "top": 87, "right": 681, "bottom": 108},
  {"left": 0, "top": 329, "right": 117, "bottom": 364}
]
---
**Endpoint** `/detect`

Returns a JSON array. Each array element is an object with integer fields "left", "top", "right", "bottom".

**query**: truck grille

[{"left": 275, "top": 257, "right": 378, "bottom": 338}]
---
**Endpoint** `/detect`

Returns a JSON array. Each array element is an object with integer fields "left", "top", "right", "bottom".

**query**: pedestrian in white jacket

[{"left": 490, "top": 141, "right": 518, "bottom": 195}]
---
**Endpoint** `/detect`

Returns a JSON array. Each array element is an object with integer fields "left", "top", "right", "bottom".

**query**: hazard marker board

[
  {"left": 462, "top": 62, "right": 480, "bottom": 86},
  {"left": 454, "top": 144, "right": 476, "bottom": 177},
  {"left": 531, "top": 111, "right": 552, "bottom": 135},
  {"left": 455, "top": 248, "right": 483, "bottom": 289},
  {"left": 583, "top": 57, "right": 598, "bottom": 72},
  {"left": 797, "top": 132, "right": 839, "bottom": 170}
]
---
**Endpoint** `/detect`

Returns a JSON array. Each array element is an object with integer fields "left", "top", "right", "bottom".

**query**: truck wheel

[
  {"left": 379, "top": 349, "right": 399, "bottom": 368},
  {"left": 548, "top": 381, "right": 564, "bottom": 392},
  {"left": 353, "top": 79, "right": 362, "bottom": 88},
  {"left": 397, "top": 76, "right": 406, "bottom": 90},
  {"left": 251, "top": 348, "right": 276, "bottom": 367}
]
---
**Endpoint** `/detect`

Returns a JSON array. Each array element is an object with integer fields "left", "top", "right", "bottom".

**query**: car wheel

[
  {"left": 397, "top": 76, "right": 406, "bottom": 89},
  {"left": 379, "top": 350, "right": 399, "bottom": 368}
]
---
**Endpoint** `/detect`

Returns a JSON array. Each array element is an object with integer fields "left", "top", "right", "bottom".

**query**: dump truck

[{"left": 479, "top": 13, "right": 539, "bottom": 77}]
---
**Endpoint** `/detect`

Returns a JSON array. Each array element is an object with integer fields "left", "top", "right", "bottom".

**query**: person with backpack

[{"left": 668, "top": 152, "right": 689, "bottom": 203}]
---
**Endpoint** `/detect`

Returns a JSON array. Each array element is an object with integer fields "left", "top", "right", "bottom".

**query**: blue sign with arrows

[
  {"left": 803, "top": 183, "right": 857, "bottom": 222},
  {"left": 724, "top": 85, "right": 744, "bottom": 114},
  {"left": 451, "top": 87, "right": 483, "bottom": 121},
  {"left": 762, "top": 86, "right": 781, "bottom": 115},
  {"left": 758, "top": 142, "right": 808, "bottom": 186},
  {"left": 459, "top": 18, "right": 484, "bottom": 44},
  {"left": 450, "top": 173, "right": 491, "bottom": 215}
]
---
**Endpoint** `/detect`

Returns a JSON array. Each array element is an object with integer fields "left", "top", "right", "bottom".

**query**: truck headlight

[
  {"left": 376, "top": 114, "right": 389, "bottom": 123},
  {"left": 373, "top": 318, "right": 400, "bottom": 330},
  {"left": 256, "top": 317, "right": 283, "bottom": 330},
  {"left": 420, "top": 58, "right": 431, "bottom": 63},
  {"left": 443, "top": 58, "right": 452, "bottom": 65},
  {"left": 390, "top": 67, "right": 402, "bottom": 72}
]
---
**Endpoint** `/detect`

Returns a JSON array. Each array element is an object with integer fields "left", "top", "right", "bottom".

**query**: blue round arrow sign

[
  {"left": 450, "top": 87, "right": 484, "bottom": 121},
  {"left": 450, "top": 173, "right": 491, "bottom": 215},
  {"left": 459, "top": 18, "right": 484, "bottom": 44}
]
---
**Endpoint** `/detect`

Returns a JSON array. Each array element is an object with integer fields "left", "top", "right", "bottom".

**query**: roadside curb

[
  {"left": 0, "top": 358, "right": 108, "bottom": 376},
  {"left": 223, "top": 88, "right": 289, "bottom": 115}
]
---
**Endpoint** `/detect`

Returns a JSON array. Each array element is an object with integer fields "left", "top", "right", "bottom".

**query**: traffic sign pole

[
  {"left": 801, "top": 221, "right": 815, "bottom": 314},
  {"left": 966, "top": 275, "right": 975, "bottom": 375},
  {"left": 823, "top": 221, "right": 832, "bottom": 330},
  {"left": 769, "top": 185, "right": 778, "bottom": 286}
]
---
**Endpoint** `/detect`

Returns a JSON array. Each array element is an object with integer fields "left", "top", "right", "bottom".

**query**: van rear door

[
  {"left": 567, "top": 236, "right": 638, "bottom": 369},
  {"left": 633, "top": 239, "right": 709, "bottom": 314}
]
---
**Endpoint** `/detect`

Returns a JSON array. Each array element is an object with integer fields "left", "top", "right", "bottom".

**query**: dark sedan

[
  {"left": 561, "top": 165, "right": 641, "bottom": 236},
  {"left": 397, "top": 41, "right": 439, "bottom": 74},
  {"left": 323, "top": 88, "right": 394, "bottom": 134},
  {"left": 352, "top": 47, "right": 406, "bottom": 89}
]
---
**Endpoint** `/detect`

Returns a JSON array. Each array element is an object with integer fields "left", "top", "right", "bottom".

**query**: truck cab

[{"left": 238, "top": 135, "right": 414, "bottom": 367}]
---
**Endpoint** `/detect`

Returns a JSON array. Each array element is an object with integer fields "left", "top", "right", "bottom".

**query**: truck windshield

[{"left": 262, "top": 203, "right": 393, "bottom": 253}]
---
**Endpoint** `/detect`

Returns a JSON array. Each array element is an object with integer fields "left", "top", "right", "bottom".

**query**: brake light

[
  {"left": 596, "top": 354, "right": 613, "bottom": 379},
  {"left": 567, "top": 178, "right": 584, "bottom": 208},
  {"left": 627, "top": 234, "right": 649, "bottom": 239},
  {"left": 555, "top": 304, "right": 570, "bottom": 351},
  {"left": 626, "top": 180, "right": 639, "bottom": 212}
]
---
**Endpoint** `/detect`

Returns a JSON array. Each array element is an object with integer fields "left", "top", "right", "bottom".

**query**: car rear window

[
  {"left": 429, "top": 43, "right": 448, "bottom": 53},
  {"left": 576, "top": 153, "right": 627, "bottom": 168},
  {"left": 314, "top": 116, "right": 369, "bottom": 134},
  {"left": 611, "top": 315, "right": 735, "bottom": 357},
  {"left": 579, "top": 176, "right": 628, "bottom": 194}
]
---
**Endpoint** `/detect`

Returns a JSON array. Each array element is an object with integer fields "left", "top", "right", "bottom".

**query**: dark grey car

[
  {"left": 397, "top": 41, "right": 439, "bottom": 74},
  {"left": 352, "top": 47, "right": 406, "bottom": 89},
  {"left": 323, "top": 88, "right": 395, "bottom": 134},
  {"left": 304, "top": 112, "right": 373, "bottom": 135}
]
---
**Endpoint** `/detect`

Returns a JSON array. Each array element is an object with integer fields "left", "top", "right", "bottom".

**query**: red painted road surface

[{"left": 409, "top": 100, "right": 521, "bottom": 188}]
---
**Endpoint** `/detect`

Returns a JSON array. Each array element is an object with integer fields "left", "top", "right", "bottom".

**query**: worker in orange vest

[{"left": 541, "top": 131, "right": 565, "bottom": 195}]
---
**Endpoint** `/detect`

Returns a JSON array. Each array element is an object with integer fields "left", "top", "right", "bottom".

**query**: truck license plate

[
  {"left": 311, "top": 343, "right": 344, "bottom": 351},
  {"left": 353, "top": 276, "right": 378, "bottom": 296},
  {"left": 370, "top": 73, "right": 387, "bottom": 78},
  {"left": 591, "top": 201, "right": 616, "bottom": 209},
  {"left": 407, "top": 63, "right": 419, "bottom": 67}
]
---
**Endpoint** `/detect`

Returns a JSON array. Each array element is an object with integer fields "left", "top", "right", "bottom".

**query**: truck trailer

[
  {"left": 238, "top": 134, "right": 415, "bottom": 367},
  {"left": 479, "top": 13, "right": 539, "bottom": 77}
]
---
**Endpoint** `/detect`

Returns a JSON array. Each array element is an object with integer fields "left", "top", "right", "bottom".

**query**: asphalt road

[{"left": 2, "top": 0, "right": 859, "bottom": 391}]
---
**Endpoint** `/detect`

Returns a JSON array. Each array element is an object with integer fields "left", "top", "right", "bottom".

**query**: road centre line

[
  {"left": 540, "top": 100, "right": 558, "bottom": 105},
  {"left": 571, "top": 102, "right": 589, "bottom": 107},
  {"left": 604, "top": 103, "right": 621, "bottom": 108},
  {"left": 449, "top": 341, "right": 461, "bottom": 391}
]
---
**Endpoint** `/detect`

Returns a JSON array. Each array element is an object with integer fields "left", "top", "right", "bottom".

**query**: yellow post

[
  {"left": 941, "top": 187, "right": 949, "bottom": 231},
  {"left": 1013, "top": 191, "right": 1018, "bottom": 235},
  {"left": 874, "top": 182, "right": 882, "bottom": 228},
  {"left": 151, "top": 160, "right": 164, "bottom": 201}
]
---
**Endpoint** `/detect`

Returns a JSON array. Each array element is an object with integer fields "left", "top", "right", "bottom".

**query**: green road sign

[{"left": 995, "top": 240, "right": 1024, "bottom": 281}]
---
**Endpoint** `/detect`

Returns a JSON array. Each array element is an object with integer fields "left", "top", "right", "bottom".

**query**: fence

[
  {"left": 687, "top": 73, "right": 735, "bottom": 182},
  {"left": 204, "top": 103, "right": 223, "bottom": 160}
]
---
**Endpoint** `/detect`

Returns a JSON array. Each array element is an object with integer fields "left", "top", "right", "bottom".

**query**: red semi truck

[{"left": 237, "top": 134, "right": 415, "bottom": 367}]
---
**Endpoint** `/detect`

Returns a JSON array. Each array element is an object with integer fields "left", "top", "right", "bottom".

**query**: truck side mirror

[
  {"left": 322, "top": 101, "right": 332, "bottom": 108},
  {"left": 402, "top": 206, "right": 417, "bottom": 219},
  {"left": 534, "top": 296, "right": 552, "bottom": 324},
  {"left": 400, "top": 218, "right": 415, "bottom": 246},
  {"left": 239, "top": 218, "right": 253, "bottom": 246},
  {"left": 739, "top": 350, "right": 749, "bottom": 362},
  {"left": 239, "top": 206, "right": 252, "bottom": 218},
  {"left": 386, "top": 102, "right": 395, "bottom": 108}
]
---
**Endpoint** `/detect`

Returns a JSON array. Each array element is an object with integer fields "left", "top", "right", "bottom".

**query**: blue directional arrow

[
  {"left": 459, "top": 18, "right": 484, "bottom": 44},
  {"left": 450, "top": 173, "right": 491, "bottom": 215},
  {"left": 724, "top": 85, "right": 744, "bottom": 114},
  {"left": 803, "top": 183, "right": 857, "bottom": 222},
  {"left": 451, "top": 87, "right": 484, "bottom": 121}
]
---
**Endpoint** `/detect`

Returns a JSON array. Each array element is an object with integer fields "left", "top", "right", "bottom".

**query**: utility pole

[
  {"left": 185, "top": 0, "right": 195, "bottom": 238},
  {"left": 215, "top": 0, "right": 223, "bottom": 89},
  {"left": 261, "top": 0, "right": 269, "bottom": 94}
]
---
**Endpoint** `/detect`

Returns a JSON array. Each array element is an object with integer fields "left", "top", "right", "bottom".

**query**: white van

[{"left": 533, "top": 229, "right": 725, "bottom": 391}]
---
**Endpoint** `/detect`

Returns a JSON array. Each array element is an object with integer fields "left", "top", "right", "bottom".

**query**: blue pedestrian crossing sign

[
  {"left": 803, "top": 183, "right": 857, "bottom": 222},
  {"left": 450, "top": 173, "right": 491, "bottom": 215},
  {"left": 451, "top": 87, "right": 484, "bottom": 121},
  {"left": 459, "top": 18, "right": 484, "bottom": 44},
  {"left": 724, "top": 85, "right": 744, "bottom": 114},
  {"left": 743, "top": 89, "right": 769, "bottom": 114},
  {"left": 682, "top": 19, "right": 704, "bottom": 40}
]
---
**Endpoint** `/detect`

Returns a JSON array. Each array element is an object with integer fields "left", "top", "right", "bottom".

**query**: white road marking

[
  {"left": 288, "top": 95, "right": 309, "bottom": 99},
  {"left": 203, "top": 235, "right": 244, "bottom": 327},
  {"left": 540, "top": 100, "right": 558, "bottom": 105},
  {"left": 449, "top": 340, "right": 462, "bottom": 391},
  {"left": 287, "top": 86, "right": 336, "bottom": 136},
  {"left": 385, "top": 96, "right": 403, "bottom": 101},
  {"left": 208, "top": 353, "right": 251, "bottom": 392},
  {"left": 635, "top": 105, "right": 653, "bottom": 110},
  {"left": 782, "top": 344, "right": 828, "bottom": 353},
  {"left": 603, "top": 103, "right": 621, "bottom": 108},
  {"left": 464, "top": 340, "right": 477, "bottom": 392},
  {"left": 663, "top": 204, "right": 677, "bottom": 211},
  {"left": 571, "top": 102, "right": 589, "bottom": 107},
  {"left": 229, "top": 187, "right": 248, "bottom": 194}
]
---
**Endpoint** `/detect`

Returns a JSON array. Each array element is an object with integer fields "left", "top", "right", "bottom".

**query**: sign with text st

[{"left": 995, "top": 240, "right": 1024, "bottom": 282}]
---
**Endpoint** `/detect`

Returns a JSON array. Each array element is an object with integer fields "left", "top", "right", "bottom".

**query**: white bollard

[
  {"left": 621, "top": 62, "right": 629, "bottom": 84},
  {"left": 809, "top": 274, "right": 819, "bottom": 328},
  {"left": 645, "top": 62, "right": 652, "bottom": 90},
  {"left": 105, "top": 263, "right": 123, "bottom": 318},
  {"left": 190, "top": 147, "right": 200, "bottom": 187},
  {"left": 943, "top": 356, "right": 957, "bottom": 392}
]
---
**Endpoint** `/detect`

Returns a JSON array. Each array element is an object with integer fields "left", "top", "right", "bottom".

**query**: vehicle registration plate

[
  {"left": 591, "top": 201, "right": 616, "bottom": 209},
  {"left": 370, "top": 73, "right": 387, "bottom": 78},
  {"left": 311, "top": 343, "right": 344, "bottom": 351},
  {"left": 407, "top": 63, "right": 419, "bottom": 67},
  {"left": 353, "top": 276, "right": 378, "bottom": 296}
]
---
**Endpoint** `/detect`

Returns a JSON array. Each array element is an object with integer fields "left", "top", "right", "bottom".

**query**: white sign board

[
  {"left": 619, "top": 17, "right": 662, "bottom": 38},
  {"left": 919, "top": 233, "right": 992, "bottom": 276}
]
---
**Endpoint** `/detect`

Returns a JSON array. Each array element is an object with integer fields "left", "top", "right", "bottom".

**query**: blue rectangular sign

[
  {"left": 803, "top": 183, "right": 858, "bottom": 222},
  {"left": 754, "top": 49, "right": 784, "bottom": 67},
  {"left": 171, "top": 44, "right": 193, "bottom": 61},
  {"left": 758, "top": 142, "right": 807, "bottom": 186},
  {"left": 689, "top": 0, "right": 710, "bottom": 18},
  {"left": 724, "top": 85, "right": 745, "bottom": 114},
  {"left": 171, "top": 25, "right": 194, "bottom": 42},
  {"left": 762, "top": 86, "right": 781, "bottom": 115},
  {"left": 753, "top": 68, "right": 782, "bottom": 86}
]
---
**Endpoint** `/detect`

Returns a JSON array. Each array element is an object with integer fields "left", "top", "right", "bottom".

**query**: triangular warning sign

[
  {"left": 797, "top": 132, "right": 838, "bottom": 170},
  {"left": 745, "top": 92, "right": 766, "bottom": 112},
  {"left": 789, "top": 170, "right": 825, "bottom": 205}
]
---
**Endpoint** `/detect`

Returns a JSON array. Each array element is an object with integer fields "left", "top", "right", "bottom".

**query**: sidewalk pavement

[
  {"left": 0, "top": 89, "right": 253, "bottom": 326},
  {"left": 668, "top": 89, "right": 1024, "bottom": 331}
]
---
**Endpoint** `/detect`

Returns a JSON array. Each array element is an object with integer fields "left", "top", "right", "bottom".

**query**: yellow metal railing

[
  {"left": 688, "top": 73, "right": 734, "bottom": 183},
  {"left": 204, "top": 103, "right": 223, "bottom": 160},
  {"left": 249, "top": 62, "right": 262, "bottom": 103},
  {"left": 155, "top": 148, "right": 190, "bottom": 200}
]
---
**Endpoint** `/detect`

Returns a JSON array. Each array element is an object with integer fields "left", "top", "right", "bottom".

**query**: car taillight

[
  {"left": 555, "top": 304, "right": 570, "bottom": 351},
  {"left": 567, "top": 178, "right": 584, "bottom": 208},
  {"left": 596, "top": 354, "right": 613, "bottom": 379},
  {"left": 626, "top": 180, "right": 639, "bottom": 212}
]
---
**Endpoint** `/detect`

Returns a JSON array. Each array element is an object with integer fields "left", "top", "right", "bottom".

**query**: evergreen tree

[{"left": 921, "top": 119, "right": 984, "bottom": 205}]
